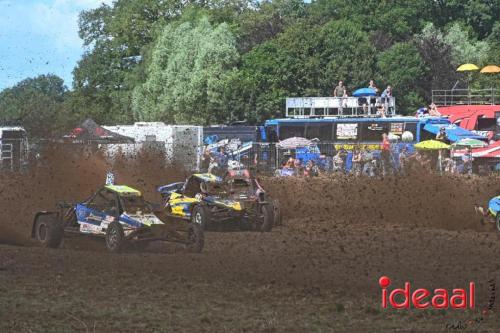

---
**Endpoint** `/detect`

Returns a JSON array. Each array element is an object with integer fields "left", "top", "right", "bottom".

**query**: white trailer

[{"left": 102, "top": 122, "right": 203, "bottom": 170}]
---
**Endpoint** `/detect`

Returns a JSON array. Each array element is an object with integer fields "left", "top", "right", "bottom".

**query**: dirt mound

[
  {"left": 262, "top": 174, "right": 500, "bottom": 231},
  {"left": 1, "top": 144, "right": 499, "bottom": 247}
]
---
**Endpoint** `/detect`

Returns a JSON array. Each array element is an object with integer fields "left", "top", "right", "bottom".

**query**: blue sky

[{"left": 0, "top": 0, "right": 112, "bottom": 90}]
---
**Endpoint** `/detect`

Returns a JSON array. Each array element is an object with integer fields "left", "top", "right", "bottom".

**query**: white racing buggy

[{"left": 31, "top": 184, "right": 204, "bottom": 252}]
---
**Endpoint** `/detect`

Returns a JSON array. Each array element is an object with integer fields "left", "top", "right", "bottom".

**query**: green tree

[
  {"left": 444, "top": 23, "right": 490, "bottom": 66},
  {"left": 234, "top": 19, "right": 375, "bottom": 121},
  {"left": 132, "top": 17, "right": 239, "bottom": 124},
  {"left": 0, "top": 75, "right": 70, "bottom": 136},
  {"left": 377, "top": 42, "right": 426, "bottom": 113}
]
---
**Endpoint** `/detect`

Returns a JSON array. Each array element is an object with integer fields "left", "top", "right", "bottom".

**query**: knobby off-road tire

[
  {"left": 35, "top": 215, "right": 63, "bottom": 248},
  {"left": 260, "top": 204, "right": 274, "bottom": 232},
  {"left": 496, "top": 214, "right": 500, "bottom": 232},
  {"left": 272, "top": 199, "right": 282, "bottom": 226},
  {"left": 192, "top": 205, "right": 210, "bottom": 230},
  {"left": 105, "top": 221, "right": 125, "bottom": 253},
  {"left": 187, "top": 223, "right": 205, "bottom": 253}
]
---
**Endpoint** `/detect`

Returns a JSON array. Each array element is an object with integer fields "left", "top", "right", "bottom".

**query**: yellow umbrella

[
  {"left": 480, "top": 65, "right": 500, "bottom": 73},
  {"left": 457, "top": 63, "right": 479, "bottom": 72},
  {"left": 414, "top": 140, "right": 450, "bottom": 150}
]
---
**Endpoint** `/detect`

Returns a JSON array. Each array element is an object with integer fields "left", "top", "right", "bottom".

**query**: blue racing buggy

[
  {"left": 475, "top": 195, "right": 500, "bottom": 231},
  {"left": 31, "top": 184, "right": 204, "bottom": 252}
]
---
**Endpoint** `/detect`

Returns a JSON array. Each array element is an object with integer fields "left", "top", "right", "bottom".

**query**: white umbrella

[{"left": 277, "top": 137, "right": 313, "bottom": 149}]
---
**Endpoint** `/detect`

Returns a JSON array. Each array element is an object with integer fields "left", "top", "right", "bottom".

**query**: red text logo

[{"left": 379, "top": 276, "right": 475, "bottom": 309}]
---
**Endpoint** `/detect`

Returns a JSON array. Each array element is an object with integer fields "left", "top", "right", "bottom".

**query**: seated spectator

[
  {"left": 416, "top": 107, "right": 429, "bottom": 117},
  {"left": 429, "top": 103, "right": 441, "bottom": 116},
  {"left": 435, "top": 127, "right": 448, "bottom": 142},
  {"left": 358, "top": 97, "right": 368, "bottom": 114},
  {"left": 376, "top": 103, "right": 386, "bottom": 118}
]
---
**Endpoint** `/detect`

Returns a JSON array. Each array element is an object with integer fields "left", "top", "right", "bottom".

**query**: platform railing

[
  {"left": 286, "top": 97, "right": 396, "bottom": 118},
  {"left": 432, "top": 88, "right": 499, "bottom": 106}
]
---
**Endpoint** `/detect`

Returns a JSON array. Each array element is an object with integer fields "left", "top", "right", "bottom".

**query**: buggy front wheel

[{"left": 105, "top": 222, "right": 125, "bottom": 252}]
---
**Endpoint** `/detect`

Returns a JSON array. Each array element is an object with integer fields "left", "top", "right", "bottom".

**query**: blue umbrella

[{"left": 352, "top": 87, "right": 377, "bottom": 97}]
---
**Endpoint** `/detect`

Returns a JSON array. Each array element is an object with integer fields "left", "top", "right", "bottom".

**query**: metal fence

[{"left": 432, "top": 88, "right": 499, "bottom": 106}]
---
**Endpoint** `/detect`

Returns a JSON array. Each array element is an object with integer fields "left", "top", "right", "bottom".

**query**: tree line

[{"left": 1, "top": 0, "right": 499, "bottom": 137}]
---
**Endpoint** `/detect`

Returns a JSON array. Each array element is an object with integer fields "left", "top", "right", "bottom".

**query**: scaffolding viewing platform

[
  {"left": 432, "top": 88, "right": 499, "bottom": 106},
  {"left": 286, "top": 96, "right": 396, "bottom": 118}
]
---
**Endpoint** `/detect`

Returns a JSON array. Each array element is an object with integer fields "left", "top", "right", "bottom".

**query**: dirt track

[{"left": 1, "top": 148, "right": 500, "bottom": 332}]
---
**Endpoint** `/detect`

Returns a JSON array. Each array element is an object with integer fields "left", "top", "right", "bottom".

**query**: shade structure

[
  {"left": 277, "top": 136, "right": 313, "bottom": 149},
  {"left": 456, "top": 63, "right": 479, "bottom": 72},
  {"left": 452, "top": 141, "right": 500, "bottom": 159},
  {"left": 451, "top": 138, "right": 488, "bottom": 148},
  {"left": 414, "top": 140, "right": 450, "bottom": 150},
  {"left": 480, "top": 65, "right": 500, "bottom": 73},
  {"left": 352, "top": 88, "right": 377, "bottom": 97}
]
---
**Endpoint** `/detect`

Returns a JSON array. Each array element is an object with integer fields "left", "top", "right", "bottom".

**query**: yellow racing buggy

[{"left": 158, "top": 173, "right": 276, "bottom": 231}]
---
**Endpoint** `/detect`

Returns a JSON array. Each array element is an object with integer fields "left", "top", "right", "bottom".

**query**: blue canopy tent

[{"left": 423, "top": 123, "right": 486, "bottom": 142}]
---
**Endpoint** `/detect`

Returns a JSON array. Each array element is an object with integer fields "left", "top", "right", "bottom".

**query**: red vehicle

[{"left": 438, "top": 105, "right": 500, "bottom": 140}]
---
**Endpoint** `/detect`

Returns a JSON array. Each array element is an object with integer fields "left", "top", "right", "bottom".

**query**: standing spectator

[
  {"left": 293, "top": 158, "right": 303, "bottom": 176},
  {"left": 398, "top": 145, "right": 410, "bottom": 174},
  {"left": 381, "top": 85, "right": 392, "bottom": 114},
  {"left": 368, "top": 80, "right": 379, "bottom": 114},
  {"left": 333, "top": 80, "right": 348, "bottom": 115},
  {"left": 461, "top": 148, "right": 474, "bottom": 175},
  {"left": 381, "top": 85, "right": 392, "bottom": 98},
  {"left": 351, "top": 147, "right": 362, "bottom": 176},
  {"left": 362, "top": 146, "right": 375, "bottom": 176},
  {"left": 380, "top": 133, "right": 391, "bottom": 176},
  {"left": 200, "top": 147, "right": 211, "bottom": 172},
  {"left": 368, "top": 79, "right": 379, "bottom": 93},
  {"left": 332, "top": 151, "right": 344, "bottom": 173},
  {"left": 333, "top": 80, "right": 347, "bottom": 97},
  {"left": 216, "top": 146, "right": 228, "bottom": 169},
  {"left": 304, "top": 160, "right": 320, "bottom": 177}
]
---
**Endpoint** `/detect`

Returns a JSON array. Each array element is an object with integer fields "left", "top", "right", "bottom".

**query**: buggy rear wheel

[
  {"left": 272, "top": 199, "right": 282, "bottom": 226},
  {"left": 260, "top": 204, "right": 273, "bottom": 232},
  {"left": 187, "top": 223, "right": 204, "bottom": 253},
  {"left": 105, "top": 221, "right": 125, "bottom": 252},
  {"left": 34, "top": 214, "right": 63, "bottom": 248}
]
